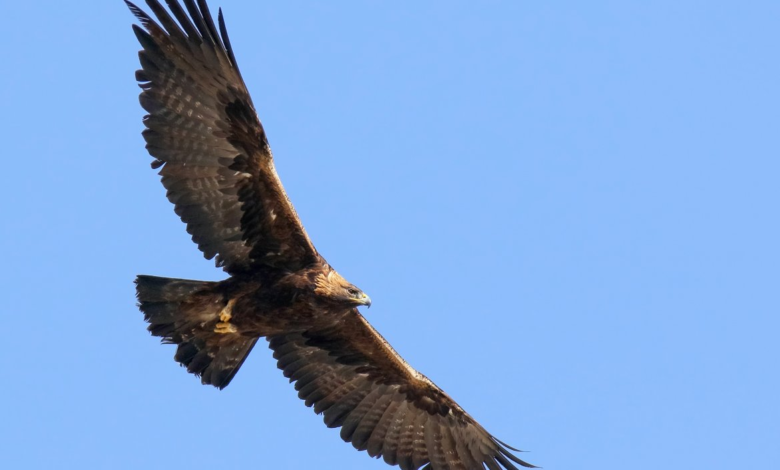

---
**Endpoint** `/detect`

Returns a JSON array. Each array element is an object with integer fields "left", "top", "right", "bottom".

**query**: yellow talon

[
  {"left": 215, "top": 322, "right": 237, "bottom": 334},
  {"left": 220, "top": 298, "right": 236, "bottom": 322},
  {"left": 215, "top": 298, "right": 237, "bottom": 334},
  {"left": 220, "top": 309, "right": 232, "bottom": 323}
]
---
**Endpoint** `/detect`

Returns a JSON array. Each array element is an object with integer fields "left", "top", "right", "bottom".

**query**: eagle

[{"left": 126, "top": 1, "right": 534, "bottom": 469}]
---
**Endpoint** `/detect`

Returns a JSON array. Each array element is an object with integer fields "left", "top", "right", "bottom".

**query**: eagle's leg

[{"left": 215, "top": 298, "right": 238, "bottom": 334}]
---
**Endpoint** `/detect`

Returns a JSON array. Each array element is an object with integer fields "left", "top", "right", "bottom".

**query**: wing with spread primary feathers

[
  {"left": 268, "top": 311, "right": 535, "bottom": 470},
  {"left": 127, "top": 0, "right": 318, "bottom": 273}
]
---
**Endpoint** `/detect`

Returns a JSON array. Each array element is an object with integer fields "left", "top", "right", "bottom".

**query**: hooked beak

[{"left": 358, "top": 292, "right": 372, "bottom": 308}]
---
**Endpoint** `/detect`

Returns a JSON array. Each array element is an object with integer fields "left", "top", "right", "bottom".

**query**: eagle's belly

[{"left": 228, "top": 285, "right": 335, "bottom": 337}]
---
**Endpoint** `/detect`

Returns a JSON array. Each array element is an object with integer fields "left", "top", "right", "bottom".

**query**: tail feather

[
  {"left": 135, "top": 275, "right": 256, "bottom": 389},
  {"left": 136, "top": 274, "right": 211, "bottom": 302}
]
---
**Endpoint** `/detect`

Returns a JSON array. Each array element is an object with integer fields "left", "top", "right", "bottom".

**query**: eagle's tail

[{"left": 135, "top": 275, "right": 257, "bottom": 389}]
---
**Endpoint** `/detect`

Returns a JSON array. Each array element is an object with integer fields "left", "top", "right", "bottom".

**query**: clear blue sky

[{"left": 1, "top": 1, "right": 777, "bottom": 469}]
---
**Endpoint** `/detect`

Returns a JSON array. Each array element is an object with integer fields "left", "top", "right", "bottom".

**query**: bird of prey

[{"left": 126, "top": 1, "right": 534, "bottom": 469}]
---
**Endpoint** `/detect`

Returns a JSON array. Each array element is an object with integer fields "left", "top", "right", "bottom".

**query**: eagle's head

[{"left": 313, "top": 269, "right": 372, "bottom": 308}]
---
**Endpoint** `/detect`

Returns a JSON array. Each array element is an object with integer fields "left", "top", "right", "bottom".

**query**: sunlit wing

[
  {"left": 127, "top": 0, "right": 318, "bottom": 273},
  {"left": 268, "top": 311, "right": 535, "bottom": 470}
]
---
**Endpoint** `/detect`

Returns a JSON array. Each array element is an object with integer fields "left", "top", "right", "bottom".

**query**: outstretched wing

[
  {"left": 268, "top": 311, "right": 535, "bottom": 470},
  {"left": 127, "top": 0, "right": 318, "bottom": 273}
]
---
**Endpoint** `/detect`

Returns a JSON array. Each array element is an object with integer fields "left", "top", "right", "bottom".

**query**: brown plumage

[{"left": 127, "top": 1, "right": 534, "bottom": 469}]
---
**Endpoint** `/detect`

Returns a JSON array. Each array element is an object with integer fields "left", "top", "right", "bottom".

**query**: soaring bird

[{"left": 126, "top": 1, "right": 534, "bottom": 469}]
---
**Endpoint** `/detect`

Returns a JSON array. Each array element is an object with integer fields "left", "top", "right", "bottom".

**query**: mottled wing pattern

[
  {"left": 127, "top": 0, "right": 318, "bottom": 273},
  {"left": 268, "top": 311, "right": 534, "bottom": 470}
]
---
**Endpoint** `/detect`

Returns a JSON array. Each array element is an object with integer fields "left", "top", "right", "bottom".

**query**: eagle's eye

[{"left": 347, "top": 287, "right": 359, "bottom": 297}]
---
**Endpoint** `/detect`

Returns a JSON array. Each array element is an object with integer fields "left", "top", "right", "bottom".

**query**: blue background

[{"left": 1, "top": 1, "right": 778, "bottom": 469}]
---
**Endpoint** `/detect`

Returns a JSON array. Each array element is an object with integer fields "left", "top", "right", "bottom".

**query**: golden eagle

[{"left": 126, "top": 1, "right": 534, "bottom": 469}]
